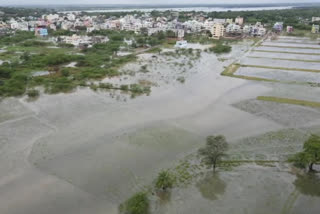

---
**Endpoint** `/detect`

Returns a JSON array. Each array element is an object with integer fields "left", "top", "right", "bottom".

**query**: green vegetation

[
  {"left": 289, "top": 135, "right": 320, "bottom": 171},
  {"left": 257, "top": 96, "right": 320, "bottom": 108},
  {"left": 221, "top": 63, "right": 277, "bottom": 82},
  {"left": 209, "top": 43, "right": 232, "bottom": 54},
  {"left": 119, "top": 192, "right": 149, "bottom": 214},
  {"left": 176, "top": 76, "right": 185, "bottom": 83},
  {"left": 27, "top": 89, "right": 39, "bottom": 98},
  {"left": 0, "top": 31, "right": 35, "bottom": 46},
  {"left": 198, "top": 135, "right": 229, "bottom": 172},
  {"left": 0, "top": 37, "right": 139, "bottom": 97},
  {"left": 155, "top": 170, "right": 176, "bottom": 191}
]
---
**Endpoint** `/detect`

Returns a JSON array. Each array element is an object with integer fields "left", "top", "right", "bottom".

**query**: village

[{"left": 3, "top": 10, "right": 320, "bottom": 48}]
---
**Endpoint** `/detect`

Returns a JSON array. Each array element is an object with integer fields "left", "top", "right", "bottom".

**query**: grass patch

[
  {"left": 221, "top": 63, "right": 278, "bottom": 82},
  {"left": 257, "top": 96, "right": 320, "bottom": 108}
]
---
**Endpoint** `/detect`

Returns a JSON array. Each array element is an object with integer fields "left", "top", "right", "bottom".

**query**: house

[
  {"left": 174, "top": 40, "right": 188, "bottom": 48},
  {"left": 211, "top": 23, "right": 225, "bottom": 39},
  {"left": 312, "top": 17, "right": 320, "bottom": 22},
  {"left": 235, "top": 17, "right": 244, "bottom": 26},
  {"left": 312, "top": 24, "right": 319, "bottom": 34},
  {"left": 35, "top": 26, "right": 48, "bottom": 37},
  {"left": 287, "top": 26, "right": 294, "bottom": 33},
  {"left": 273, "top": 22, "right": 283, "bottom": 32},
  {"left": 226, "top": 24, "right": 242, "bottom": 35},
  {"left": 177, "top": 29, "right": 185, "bottom": 39}
]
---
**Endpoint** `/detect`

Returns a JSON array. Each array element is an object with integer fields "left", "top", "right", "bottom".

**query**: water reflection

[
  {"left": 196, "top": 172, "right": 226, "bottom": 200},
  {"left": 294, "top": 173, "right": 320, "bottom": 197},
  {"left": 156, "top": 191, "right": 171, "bottom": 205}
]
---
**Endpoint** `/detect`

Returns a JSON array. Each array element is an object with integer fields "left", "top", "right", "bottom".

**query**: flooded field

[
  {"left": 1, "top": 39, "right": 320, "bottom": 214},
  {"left": 235, "top": 67, "right": 320, "bottom": 83}
]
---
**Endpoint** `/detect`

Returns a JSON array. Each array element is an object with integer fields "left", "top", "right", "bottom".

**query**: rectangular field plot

[
  {"left": 235, "top": 67, "right": 320, "bottom": 83},
  {"left": 254, "top": 46, "right": 320, "bottom": 54},
  {"left": 270, "top": 39, "right": 320, "bottom": 45},
  {"left": 248, "top": 51, "right": 320, "bottom": 61},
  {"left": 240, "top": 57, "right": 320, "bottom": 71},
  {"left": 261, "top": 41, "right": 320, "bottom": 49},
  {"left": 277, "top": 36, "right": 320, "bottom": 41}
]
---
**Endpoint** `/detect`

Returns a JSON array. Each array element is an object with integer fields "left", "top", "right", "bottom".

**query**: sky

[{"left": 1, "top": 0, "right": 320, "bottom": 5}]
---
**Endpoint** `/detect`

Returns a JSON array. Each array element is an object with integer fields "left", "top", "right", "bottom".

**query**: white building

[
  {"left": 211, "top": 23, "right": 225, "bottom": 39},
  {"left": 235, "top": 17, "right": 244, "bottom": 25},
  {"left": 312, "top": 17, "right": 320, "bottom": 22},
  {"left": 226, "top": 24, "right": 242, "bottom": 34}
]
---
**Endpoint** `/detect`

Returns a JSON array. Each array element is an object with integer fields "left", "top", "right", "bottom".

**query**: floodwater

[
  {"left": 236, "top": 67, "right": 320, "bottom": 83},
  {"left": 1, "top": 40, "right": 320, "bottom": 214}
]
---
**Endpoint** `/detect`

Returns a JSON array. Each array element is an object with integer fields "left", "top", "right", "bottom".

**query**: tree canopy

[
  {"left": 198, "top": 135, "right": 229, "bottom": 171},
  {"left": 290, "top": 134, "right": 320, "bottom": 171}
]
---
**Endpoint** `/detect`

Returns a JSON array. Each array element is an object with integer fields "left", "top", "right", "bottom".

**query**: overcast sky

[{"left": 1, "top": 0, "right": 320, "bottom": 5}]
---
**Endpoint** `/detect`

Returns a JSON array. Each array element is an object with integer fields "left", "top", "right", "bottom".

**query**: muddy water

[
  {"left": 0, "top": 40, "right": 319, "bottom": 214},
  {"left": 156, "top": 165, "right": 320, "bottom": 214}
]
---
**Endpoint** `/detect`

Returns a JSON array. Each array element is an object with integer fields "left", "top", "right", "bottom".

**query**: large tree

[
  {"left": 198, "top": 135, "right": 229, "bottom": 172},
  {"left": 290, "top": 134, "right": 320, "bottom": 171}
]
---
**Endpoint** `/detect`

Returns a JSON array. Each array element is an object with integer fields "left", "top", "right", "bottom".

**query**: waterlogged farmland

[{"left": 1, "top": 35, "right": 320, "bottom": 214}]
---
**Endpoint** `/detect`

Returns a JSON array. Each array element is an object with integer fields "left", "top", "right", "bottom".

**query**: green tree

[
  {"left": 290, "top": 135, "right": 320, "bottom": 171},
  {"left": 198, "top": 135, "right": 229, "bottom": 172},
  {"left": 155, "top": 170, "right": 175, "bottom": 191}
]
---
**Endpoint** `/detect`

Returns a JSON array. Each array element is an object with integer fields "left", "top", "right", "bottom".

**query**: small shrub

[
  {"left": 177, "top": 76, "right": 185, "bottom": 83},
  {"left": 98, "top": 82, "right": 113, "bottom": 89},
  {"left": 120, "top": 84, "right": 129, "bottom": 91},
  {"left": 155, "top": 170, "right": 176, "bottom": 191},
  {"left": 119, "top": 192, "right": 149, "bottom": 214},
  {"left": 27, "top": 89, "right": 39, "bottom": 98},
  {"left": 210, "top": 44, "right": 232, "bottom": 54}
]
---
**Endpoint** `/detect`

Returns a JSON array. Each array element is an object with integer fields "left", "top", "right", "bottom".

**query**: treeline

[{"left": 0, "top": 7, "right": 53, "bottom": 20}]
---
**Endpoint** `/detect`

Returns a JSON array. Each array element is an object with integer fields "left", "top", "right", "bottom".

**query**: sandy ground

[{"left": 0, "top": 40, "right": 320, "bottom": 214}]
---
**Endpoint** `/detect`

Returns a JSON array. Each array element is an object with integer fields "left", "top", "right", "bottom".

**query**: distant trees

[
  {"left": 289, "top": 135, "right": 320, "bottom": 172},
  {"left": 198, "top": 135, "right": 229, "bottom": 172}
]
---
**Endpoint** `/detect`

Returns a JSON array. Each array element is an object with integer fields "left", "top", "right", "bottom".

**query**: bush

[
  {"left": 27, "top": 89, "right": 40, "bottom": 98},
  {"left": 98, "top": 82, "right": 113, "bottom": 89},
  {"left": 155, "top": 170, "right": 176, "bottom": 191},
  {"left": 177, "top": 76, "right": 185, "bottom": 83},
  {"left": 119, "top": 192, "right": 149, "bottom": 214},
  {"left": 22, "top": 40, "right": 53, "bottom": 47},
  {"left": 210, "top": 44, "right": 232, "bottom": 54},
  {"left": 58, "top": 43, "right": 75, "bottom": 48},
  {"left": 120, "top": 84, "right": 129, "bottom": 91}
]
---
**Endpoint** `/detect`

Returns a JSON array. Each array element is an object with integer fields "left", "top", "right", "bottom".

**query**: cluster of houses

[{"left": 0, "top": 12, "right": 268, "bottom": 43}]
